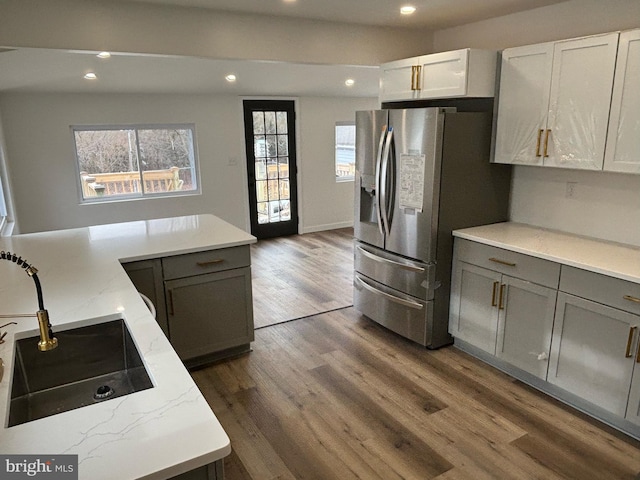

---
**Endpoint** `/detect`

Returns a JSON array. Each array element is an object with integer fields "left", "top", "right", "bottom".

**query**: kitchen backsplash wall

[{"left": 509, "top": 167, "right": 640, "bottom": 247}]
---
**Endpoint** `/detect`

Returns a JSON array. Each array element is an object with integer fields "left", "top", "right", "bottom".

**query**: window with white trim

[
  {"left": 335, "top": 122, "right": 355, "bottom": 182},
  {"left": 72, "top": 124, "right": 200, "bottom": 202}
]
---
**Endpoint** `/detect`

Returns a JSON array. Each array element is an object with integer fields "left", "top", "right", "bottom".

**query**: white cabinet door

[
  {"left": 450, "top": 261, "right": 501, "bottom": 354},
  {"left": 494, "top": 33, "right": 619, "bottom": 170},
  {"left": 493, "top": 43, "right": 553, "bottom": 165},
  {"left": 604, "top": 29, "right": 640, "bottom": 174},
  {"left": 548, "top": 292, "right": 639, "bottom": 417},
  {"left": 496, "top": 276, "right": 557, "bottom": 379},
  {"left": 545, "top": 33, "right": 619, "bottom": 170},
  {"left": 380, "top": 57, "right": 421, "bottom": 103}
]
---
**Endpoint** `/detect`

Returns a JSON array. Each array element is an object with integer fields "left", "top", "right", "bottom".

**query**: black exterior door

[{"left": 243, "top": 100, "right": 299, "bottom": 239}]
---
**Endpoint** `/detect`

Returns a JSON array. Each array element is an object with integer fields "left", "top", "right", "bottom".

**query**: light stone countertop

[
  {"left": 453, "top": 222, "right": 640, "bottom": 284},
  {"left": 0, "top": 214, "right": 256, "bottom": 479}
]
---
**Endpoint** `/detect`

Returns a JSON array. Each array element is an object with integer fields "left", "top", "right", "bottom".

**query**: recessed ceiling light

[
  {"left": 400, "top": 5, "right": 416, "bottom": 15},
  {"left": 345, "top": 79, "right": 355, "bottom": 87},
  {"left": 97, "top": 52, "right": 111, "bottom": 59},
  {"left": 225, "top": 74, "right": 237, "bottom": 82},
  {"left": 84, "top": 72, "right": 97, "bottom": 80}
]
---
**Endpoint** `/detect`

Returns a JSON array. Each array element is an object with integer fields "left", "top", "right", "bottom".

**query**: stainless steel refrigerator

[{"left": 353, "top": 107, "right": 511, "bottom": 348}]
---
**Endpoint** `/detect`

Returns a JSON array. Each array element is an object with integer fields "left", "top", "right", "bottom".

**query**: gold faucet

[{"left": 0, "top": 252, "right": 58, "bottom": 351}]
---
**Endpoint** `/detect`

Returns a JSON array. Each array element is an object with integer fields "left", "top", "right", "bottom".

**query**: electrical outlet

[{"left": 566, "top": 181, "right": 577, "bottom": 198}]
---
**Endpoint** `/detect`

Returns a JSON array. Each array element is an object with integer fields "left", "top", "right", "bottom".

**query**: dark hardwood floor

[{"left": 191, "top": 229, "right": 640, "bottom": 480}]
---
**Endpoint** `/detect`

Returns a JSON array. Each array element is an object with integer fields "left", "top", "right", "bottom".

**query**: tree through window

[{"left": 72, "top": 124, "right": 199, "bottom": 202}]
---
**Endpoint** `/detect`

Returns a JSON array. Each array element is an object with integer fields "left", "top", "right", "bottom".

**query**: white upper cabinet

[
  {"left": 494, "top": 33, "right": 619, "bottom": 170},
  {"left": 493, "top": 43, "right": 554, "bottom": 166},
  {"left": 604, "top": 29, "right": 640, "bottom": 174},
  {"left": 380, "top": 49, "right": 497, "bottom": 103}
]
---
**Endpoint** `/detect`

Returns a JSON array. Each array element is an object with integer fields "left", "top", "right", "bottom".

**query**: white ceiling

[
  {"left": 122, "top": 0, "right": 569, "bottom": 28},
  {"left": 0, "top": 0, "right": 568, "bottom": 96}
]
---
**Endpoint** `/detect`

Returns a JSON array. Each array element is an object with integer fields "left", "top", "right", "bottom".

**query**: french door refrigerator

[{"left": 353, "top": 107, "right": 511, "bottom": 348}]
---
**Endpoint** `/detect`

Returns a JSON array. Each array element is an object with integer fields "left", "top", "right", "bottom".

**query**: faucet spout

[{"left": 0, "top": 251, "right": 58, "bottom": 351}]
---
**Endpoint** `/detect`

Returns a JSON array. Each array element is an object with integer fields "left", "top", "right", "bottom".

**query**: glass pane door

[{"left": 243, "top": 100, "right": 298, "bottom": 239}]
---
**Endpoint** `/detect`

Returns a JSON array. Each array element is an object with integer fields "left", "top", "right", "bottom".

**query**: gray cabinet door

[
  {"left": 165, "top": 267, "right": 254, "bottom": 361},
  {"left": 548, "top": 292, "right": 639, "bottom": 417},
  {"left": 496, "top": 276, "right": 557, "bottom": 379},
  {"left": 122, "top": 259, "right": 169, "bottom": 337},
  {"left": 628, "top": 358, "right": 640, "bottom": 427},
  {"left": 450, "top": 261, "right": 501, "bottom": 354}
]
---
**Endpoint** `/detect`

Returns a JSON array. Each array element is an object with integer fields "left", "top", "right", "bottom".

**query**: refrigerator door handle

[
  {"left": 379, "top": 127, "right": 394, "bottom": 237},
  {"left": 356, "top": 245, "right": 426, "bottom": 273},
  {"left": 374, "top": 126, "right": 387, "bottom": 236},
  {"left": 355, "top": 275, "right": 424, "bottom": 310}
]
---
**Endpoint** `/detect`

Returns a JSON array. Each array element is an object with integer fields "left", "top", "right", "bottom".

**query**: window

[
  {"left": 335, "top": 122, "right": 355, "bottom": 182},
  {"left": 72, "top": 124, "right": 199, "bottom": 202}
]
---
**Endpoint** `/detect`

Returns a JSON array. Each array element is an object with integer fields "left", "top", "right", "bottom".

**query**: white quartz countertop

[
  {"left": 0, "top": 215, "right": 256, "bottom": 479},
  {"left": 453, "top": 222, "right": 640, "bottom": 284}
]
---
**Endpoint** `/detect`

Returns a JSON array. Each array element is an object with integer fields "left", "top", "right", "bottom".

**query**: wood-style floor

[
  {"left": 191, "top": 229, "right": 640, "bottom": 480},
  {"left": 250, "top": 228, "right": 354, "bottom": 329}
]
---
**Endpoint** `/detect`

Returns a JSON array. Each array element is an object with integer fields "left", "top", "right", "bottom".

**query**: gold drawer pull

[
  {"left": 623, "top": 295, "right": 640, "bottom": 304},
  {"left": 535, "top": 129, "right": 544, "bottom": 157},
  {"left": 543, "top": 129, "right": 551, "bottom": 157},
  {"left": 626, "top": 326, "right": 637, "bottom": 358},
  {"left": 197, "top": 259, "right": 225, "bottom": 267},
  {"left": 489, "top": 257, "right": 516, "bottom": 267},
  {"left": 491, "top": 281, "right": 499, "bottom": 307},
  {"left": 498, "top": 283, "right": 506, "bottom": 310}
]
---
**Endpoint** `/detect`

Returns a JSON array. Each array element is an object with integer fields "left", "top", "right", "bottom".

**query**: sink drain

[{"left": 94, "top": 385, "right": 115, "bottom": 400}]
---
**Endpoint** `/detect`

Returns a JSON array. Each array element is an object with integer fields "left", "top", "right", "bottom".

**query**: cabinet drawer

[
  {"left": 162, "top": 245, "right": 250, "bottom": 280},
  {"left": 560, "top": 266, "right": 640, "bottom": 315},
  {"left": 455, "top": 238, "right": 560, "bottom": 288}
]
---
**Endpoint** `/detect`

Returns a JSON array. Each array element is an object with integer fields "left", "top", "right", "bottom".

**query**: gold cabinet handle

[
  {"left": 498, "top": 283, "right": 506, "bottom": 310},
  {"left": 491, "top": 281, "right": 499, "bottom": 307},
  {"left": 196, "top": 259, "right": 224, "bottom": 267},
  {"left": 543, "top": 129, "right": 551, "bottom": 157},
  {"left": 626, "top": 326, "right": 637, "bottom": 358},
  {"left": 167, "top": 289, "right": 175, "bottom": 316},
  {"left": 489, "top": 257, "right": 516, "bottom": 267},
  {"left": 623, "top": 295, "right": 640, "bottom": 304},
  {"left": 535, "top": 129, "right": 544, "bottom": 157},
  {"left": 410, "top": 66, "right": 416, "bottom": 90},
  {"left": 636, "top": 338, "right": 640, "bottom": 364},
  {"left": 415, "top": 65, "right": 421, "bottom": 91}
]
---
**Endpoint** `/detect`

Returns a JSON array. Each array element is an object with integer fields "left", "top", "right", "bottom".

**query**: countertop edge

[{"left": 453, "top": 223, "right": 640, "bottom": 284}]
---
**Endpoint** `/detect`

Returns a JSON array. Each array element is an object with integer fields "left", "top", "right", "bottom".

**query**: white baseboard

[{"left": 300, "top": 221, "right": 353, "bottom": 234}]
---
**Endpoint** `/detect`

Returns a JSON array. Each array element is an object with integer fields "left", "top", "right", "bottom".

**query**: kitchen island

[{"left": 0, "top": 214, "right": 256, "bottom": 479}]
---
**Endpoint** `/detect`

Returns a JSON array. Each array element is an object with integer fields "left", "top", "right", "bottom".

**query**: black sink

[{"left": 8, "top": 318, "right": 153, "bottom": 427}]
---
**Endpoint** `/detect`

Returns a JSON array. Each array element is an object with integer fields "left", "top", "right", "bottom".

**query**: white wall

[
  {"left": 298, "top": 97, "right": 377, "bottom": 233},
  {"left": 433, "top": 0, "right": 640, "bottom": 246},
  {"left": 0, "top": 92, "right": 375, "bottom": 234}
]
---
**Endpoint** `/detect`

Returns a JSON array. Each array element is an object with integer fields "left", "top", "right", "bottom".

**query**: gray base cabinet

[
  {"left": 170, "top": 460, "right": 224, "bottom": 480},
  {"left": 166, "top": 267, "right": 253, "bottom": 362},
  {"left": 450, "top": 239, "right": 559, "bottom": 379},
  {"left": 122, "top": 259, "right": 169, "bottom": 336},
  {"left": 548, "top": 292, "right": 638, "bottom": 418},
  {"left": 122, "top": 245, "right": 254, "bottom": 368},
  {"left": 450, "top": 237, "right": 640, "bottom": 439}
]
